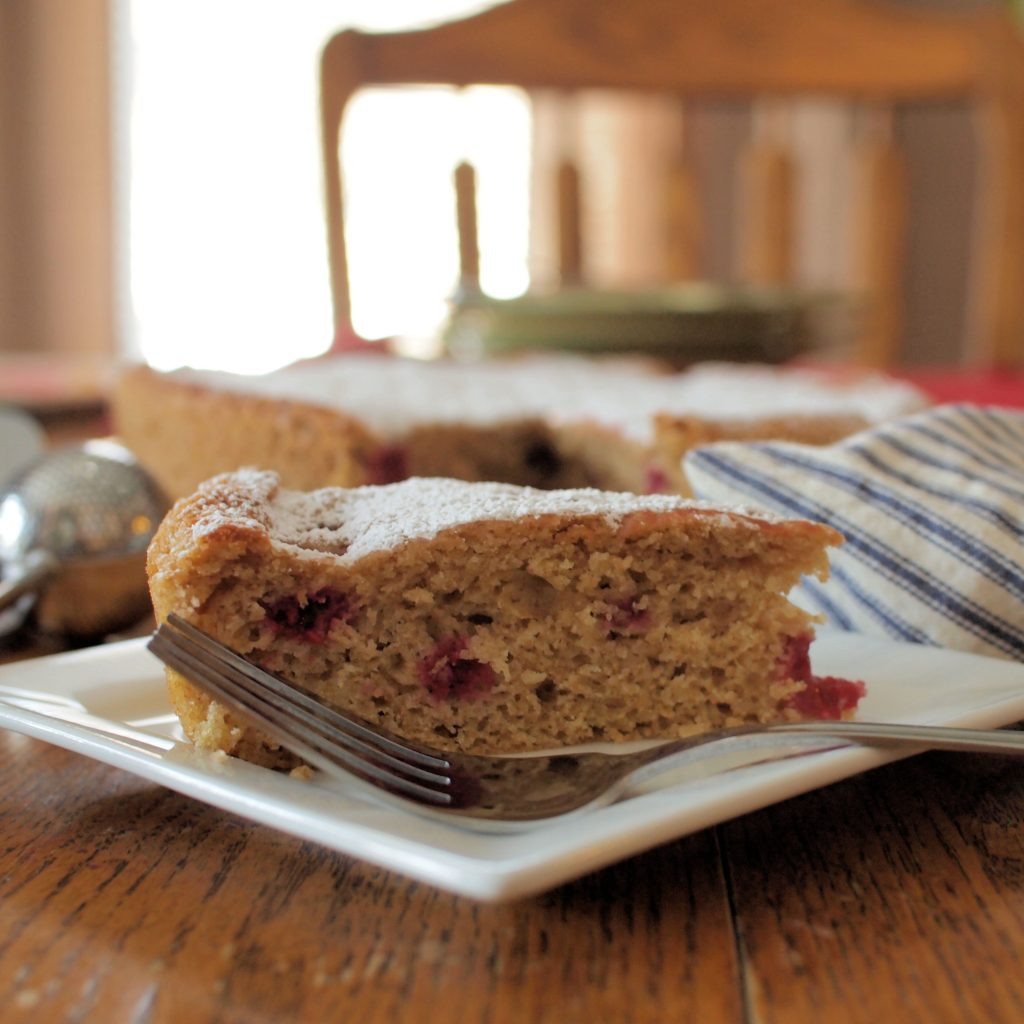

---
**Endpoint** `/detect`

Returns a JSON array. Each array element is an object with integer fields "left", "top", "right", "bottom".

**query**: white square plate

[{"left": 1, "top": 634, "right": 1022, "bottom": 902}]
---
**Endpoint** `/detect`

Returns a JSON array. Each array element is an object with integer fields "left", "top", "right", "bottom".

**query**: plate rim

[{"left": 1, "top": 635, "right": 1023, "bottom": 902}]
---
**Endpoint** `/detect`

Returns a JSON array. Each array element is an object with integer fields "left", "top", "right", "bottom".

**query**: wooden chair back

[{"left": 320, "top": 0, "right": 1024, "bottom": 367}]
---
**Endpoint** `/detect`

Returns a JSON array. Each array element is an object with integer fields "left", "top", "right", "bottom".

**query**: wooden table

[{"left": 0, "top": 677, "right": 1022, "bottom": 1023}]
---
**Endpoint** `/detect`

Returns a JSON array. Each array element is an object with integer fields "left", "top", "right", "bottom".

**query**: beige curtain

[{"left": 0, "top": 0, "right": 115, "bottom": 358}]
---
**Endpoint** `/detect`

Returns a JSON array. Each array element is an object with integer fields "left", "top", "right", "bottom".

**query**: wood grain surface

[
  {"left": 723, "top": 750, "right": 1024, "bottom": 1024},
  {"left": 0, "top": 734, "right": 740, "bottom": 1023},
  {"left": 2, "top": 726, "right": 1024, "bottom": 1023}
]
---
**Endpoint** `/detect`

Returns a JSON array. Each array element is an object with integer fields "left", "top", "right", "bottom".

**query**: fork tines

[{"left": 147, "top": 614, "right": 457, "bottom": 805}]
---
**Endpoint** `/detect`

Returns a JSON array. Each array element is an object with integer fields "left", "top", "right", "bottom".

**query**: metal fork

[{"left": 148, "top": 614, "right": 1024, "bottom": 830}]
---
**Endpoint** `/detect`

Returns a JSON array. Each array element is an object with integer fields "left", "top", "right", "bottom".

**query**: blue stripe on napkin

[{"left": 685, "top": 405, "right": 1024, "bottom": 661}]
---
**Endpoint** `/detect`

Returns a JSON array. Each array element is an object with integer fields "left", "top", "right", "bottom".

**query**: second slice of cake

[{"left": 147, "top": 471, "right": 864, "bottom": 764}]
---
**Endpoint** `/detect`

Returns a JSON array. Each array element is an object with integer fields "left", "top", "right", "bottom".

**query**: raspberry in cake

[{"left": 147, "top": 471, "right": 865, "bottom": 765}]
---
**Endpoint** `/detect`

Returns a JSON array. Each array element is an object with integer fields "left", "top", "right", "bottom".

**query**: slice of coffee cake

[{"left": 147, "top": 471, "right": 864, "bottom": 765}]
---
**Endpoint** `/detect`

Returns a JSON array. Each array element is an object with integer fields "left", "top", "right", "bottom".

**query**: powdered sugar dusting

[
  {"left": 217, "top": 471, "right": 793, "bottom": 564},
  {"left": 176, "top": 356, "right": 926, "bottom": 444},
  {"left": 185, "top": 468, "right": 276, "bottom": 541}
]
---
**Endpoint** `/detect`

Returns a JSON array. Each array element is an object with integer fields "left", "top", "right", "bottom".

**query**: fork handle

[
  {"left": 627, "top": 720, "right": 1024, "bottom": 789},
  {"left": 758, "top": 720, "right": 1024, "bottom": 754}
]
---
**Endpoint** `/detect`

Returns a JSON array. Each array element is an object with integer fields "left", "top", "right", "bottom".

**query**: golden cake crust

[
  {"left": 115, "top": 357, "right": 928, "bottom": 500},
  {"left": 114, "top": 365, "right": 380, "bottom": 499}
]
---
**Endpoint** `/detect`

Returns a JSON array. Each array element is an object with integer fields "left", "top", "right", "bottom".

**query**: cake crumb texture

[{"left": 148, "top": 472, "right": 854, "bottom": 762}]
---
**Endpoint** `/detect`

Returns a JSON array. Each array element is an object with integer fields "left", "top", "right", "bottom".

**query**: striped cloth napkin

[{"left": 685, "top": 404, "right": 1024, "bottom": 661}]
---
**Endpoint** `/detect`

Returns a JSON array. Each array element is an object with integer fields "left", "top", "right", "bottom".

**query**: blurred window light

[
  {"left": 118, "top": 0, "right": 528, "bottom": 373},
  {"left": 343, "top": 85, "right": 530, "bottom": 341}
]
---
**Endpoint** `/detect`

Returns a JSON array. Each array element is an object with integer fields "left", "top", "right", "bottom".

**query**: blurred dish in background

[
  {"left": 0, "top": 407, "right": 46, "bottom": 491},
  {"left": 442, "top": 284, "right": 859, "bottom": 366}
]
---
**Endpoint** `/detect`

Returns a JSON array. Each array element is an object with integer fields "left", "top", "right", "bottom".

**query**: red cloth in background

[{"left": 893, "top": 369, "right": 1024, "bottom": 409}]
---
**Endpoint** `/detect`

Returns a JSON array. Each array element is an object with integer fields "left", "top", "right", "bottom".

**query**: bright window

[{"left": 119, "top": 0, "right": 527, "bottom": 373}]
